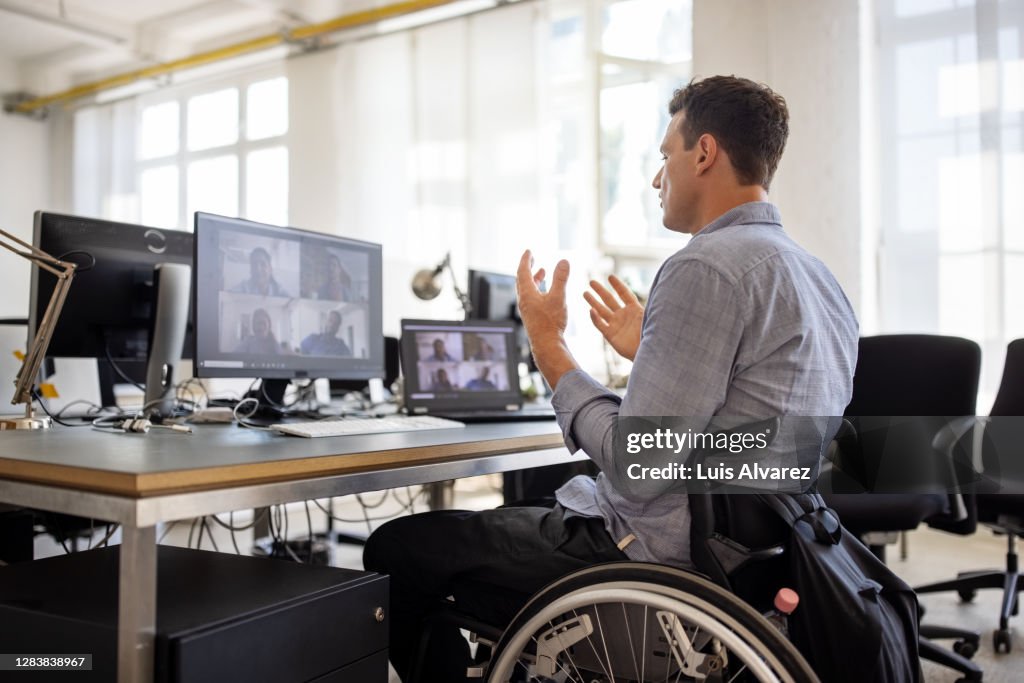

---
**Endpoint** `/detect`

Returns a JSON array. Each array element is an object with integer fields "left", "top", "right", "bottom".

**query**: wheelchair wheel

[{"left": 487, "top": 562, "right": 818, "bottom": 683}]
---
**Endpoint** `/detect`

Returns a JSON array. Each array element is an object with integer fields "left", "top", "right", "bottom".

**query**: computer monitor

[
  {"left": 468, "top": 269, "right": 518, "bottom": 321},
  {"left": 193, "top": 213, "right": 384, "bottom": 408},
  {"left": 29, "top": 212, "right": 195, "bottom": 407}
]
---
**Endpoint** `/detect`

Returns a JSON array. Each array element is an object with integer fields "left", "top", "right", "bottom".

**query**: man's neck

[{"left": 695, "top": 186, "right": 770, "bottom": 233}]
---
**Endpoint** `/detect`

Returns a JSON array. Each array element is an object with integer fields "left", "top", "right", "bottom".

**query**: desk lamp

[
  {"left": 411, "top": 252, "right": 472, "bottom": 317},
  {"left": 0, "top": 227, "right": 76, "bottom": 429}
]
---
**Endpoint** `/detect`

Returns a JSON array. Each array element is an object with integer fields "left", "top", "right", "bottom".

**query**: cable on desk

[
  {"left": 103, "top": 343, "right": 145, "bottom": 394},
  {"left": 31, "top": 389, "right": 85, "bottom": 428}
]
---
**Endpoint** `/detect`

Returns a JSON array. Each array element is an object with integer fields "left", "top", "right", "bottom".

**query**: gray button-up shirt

[{"left": 552, "top": 201, "right": 859, "bottom": 568}]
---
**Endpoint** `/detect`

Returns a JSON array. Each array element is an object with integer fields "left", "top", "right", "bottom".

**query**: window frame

[{"left": 135, "top": 65, "right": 290, "bottom": 232}]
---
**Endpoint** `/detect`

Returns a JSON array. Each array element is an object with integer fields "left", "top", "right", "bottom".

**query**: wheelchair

[{"left": 413, "top": 493, "right": 820, "bottom": 683}]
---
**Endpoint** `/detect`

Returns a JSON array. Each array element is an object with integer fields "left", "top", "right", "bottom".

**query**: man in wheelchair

[{"left": 364, "top": 75, "right": 859, "bottom": 682}]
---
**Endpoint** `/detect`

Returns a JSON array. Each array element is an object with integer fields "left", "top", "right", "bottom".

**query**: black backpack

[{"left": 756, "top": 493, "right": 921, "bottom": 683}]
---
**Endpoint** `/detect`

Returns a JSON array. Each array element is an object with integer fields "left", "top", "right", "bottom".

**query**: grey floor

[{"left": 32, "top": 478, "right": 1024, "bottom": 682}]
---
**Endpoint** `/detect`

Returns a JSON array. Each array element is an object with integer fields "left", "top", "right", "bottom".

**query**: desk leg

[{"left": 118, "top": 525, "right": 156, "bottom": 683}]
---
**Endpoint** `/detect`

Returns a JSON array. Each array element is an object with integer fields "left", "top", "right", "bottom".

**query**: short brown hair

[{"left": 668, "top": 76, "right": 789, "bottom": 190}]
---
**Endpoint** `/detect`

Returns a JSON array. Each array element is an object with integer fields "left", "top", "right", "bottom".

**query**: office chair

[
  {"left": 821, "top": 334, "right": 983, "bottom": 681},
  {"left": 914, "top": 338, "right": 1024, "bottom": 653}
]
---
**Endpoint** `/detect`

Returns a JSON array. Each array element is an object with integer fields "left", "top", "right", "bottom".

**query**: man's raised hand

[{"left": 584, "top": 274, "right": 644, "bottom": 361}]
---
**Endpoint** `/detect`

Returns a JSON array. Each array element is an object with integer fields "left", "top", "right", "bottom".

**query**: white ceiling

[{"left": 0, "top": 0, "right": 380, "bottom": 95}]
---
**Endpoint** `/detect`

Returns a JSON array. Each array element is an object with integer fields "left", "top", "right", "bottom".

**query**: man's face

[
  {"left": 326, "top": 311, "right": 342, "bottom": 336},
  {"left": 652, "top": 111, "right": 701, "bottom": 234},
  {"left": 433, "top": 340, "right": 445, "bottom": 356},
  {"left": 251, "top": 252, "right": 272, "bottom": 287}
]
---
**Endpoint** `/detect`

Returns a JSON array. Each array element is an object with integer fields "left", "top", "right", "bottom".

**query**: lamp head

[
  {"left": 411, "top": 266, "right": 443, "bottom": 300},
  {"left": 411, "top": 253, "right": 451, "bottom": 301}
]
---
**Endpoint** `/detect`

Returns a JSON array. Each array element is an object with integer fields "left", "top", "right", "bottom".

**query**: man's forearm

[{"left": 530, "top": 335, "right": 580, "bottom": 390}]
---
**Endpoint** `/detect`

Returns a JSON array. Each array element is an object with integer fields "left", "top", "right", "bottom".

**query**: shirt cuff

[{"left": 551, "top": 370, "right": 622, "bottom": 453}]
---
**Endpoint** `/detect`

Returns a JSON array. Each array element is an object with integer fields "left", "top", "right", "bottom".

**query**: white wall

[
  {"left": 693, "top": 0, "right": 863, "bottom": 315},
  {"left": 0, "top": 58, "right": 52, "bottom": 318}
]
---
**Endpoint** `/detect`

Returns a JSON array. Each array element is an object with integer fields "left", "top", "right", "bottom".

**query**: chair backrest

[
  {"left": 977, "top": 339, "right": 1024, "bottom": 498},
  {"left": 846, "top": 335, "right": 980, "bottom": 417},
  {"left": 843, "top": 335, "right": 981, "bottom": 534},
  {"left": 990, "top": 339, "right": 1024, "bottom": 417}
]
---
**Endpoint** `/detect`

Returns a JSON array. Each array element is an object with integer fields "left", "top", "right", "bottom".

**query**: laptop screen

[{"left": 400, "top": 319, "right": 523, "bottom": 413}]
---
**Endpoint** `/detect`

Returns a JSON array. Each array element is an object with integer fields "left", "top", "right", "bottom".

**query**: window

[
  {"left": 135, "top": 72, "right": 289, "bottom": 231},
  {"left": 876, "top": 0, "right": 1024, "bottom": 397},
  {"left": 597, "top": 0, "right": 693, "bottom": 273}
]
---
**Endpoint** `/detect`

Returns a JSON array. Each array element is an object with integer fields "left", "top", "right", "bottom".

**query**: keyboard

[{"left": 271, "top": 415, "right": 466, "bottom": 438}]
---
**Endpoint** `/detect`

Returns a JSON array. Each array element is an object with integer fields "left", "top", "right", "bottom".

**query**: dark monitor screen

[
  {"left": 468, "top": 269, "right": 518, "bottom": 321},
  {"left": 193, "top": 212, "right": 384, "bottom": 381},
  {"left": 29, "top": 211, "right": 195, "bottom": 363}
]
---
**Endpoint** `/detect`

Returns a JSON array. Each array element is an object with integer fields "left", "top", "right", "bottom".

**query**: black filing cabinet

[{"left": 0, "top": 545, "right": 388, "bottom": 682}]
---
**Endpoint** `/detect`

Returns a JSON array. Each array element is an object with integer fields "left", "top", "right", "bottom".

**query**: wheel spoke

[
  {"left": 621, "top": 602, "right": 642, "bottom": 682},
  {"left": 726, "top": 662, "right": 749, "bottom": 683},
  {"left": 641, "top": 605, "right": 647, "bottom": 683},
  {"left": 574, "top": 608, "right": 615, "bottom": 682},
  {"left": 594, "top": 606, "right": 618, "bottom": 683}
]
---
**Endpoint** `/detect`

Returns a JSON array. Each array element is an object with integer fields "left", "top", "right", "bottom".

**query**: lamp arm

[
  {"left": 1, "top": 228, "right": 77, "bottom": 412},
  {"left": 441, "top": 253, "right": 473, "bottom": 317}
]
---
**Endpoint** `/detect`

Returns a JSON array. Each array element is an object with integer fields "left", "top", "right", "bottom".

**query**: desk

[{"left": 0, "top": 422, "right": 578, "bottom": 682}]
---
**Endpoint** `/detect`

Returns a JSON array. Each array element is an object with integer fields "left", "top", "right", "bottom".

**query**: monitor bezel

[
  {"left": 400, "top": 318, "right": 523, "bottom": 413},
  {"left": 29, "top": 210, "right": 195, "bottom": 363},
  {"left": 192, "top": 212, "right": 385, "bottom": 382}
]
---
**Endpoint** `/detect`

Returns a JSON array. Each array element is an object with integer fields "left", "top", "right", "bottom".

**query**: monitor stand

[
  {"left": 143, "top": 263, "right": 192, "bottom": 421},
  {"left": 239, "top": 378, "right": 292, "bottom": 425}
]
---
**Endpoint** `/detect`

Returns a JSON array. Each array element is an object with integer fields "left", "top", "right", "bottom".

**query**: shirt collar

[{"left": 694, "top": 201, "right": 782, "bottom": 237}]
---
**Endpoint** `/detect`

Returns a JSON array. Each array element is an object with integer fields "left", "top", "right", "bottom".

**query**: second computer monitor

[
  {"left": 193, "top": 212, "right": 384, "bottom": 382},
  {"left": 468, "top": 269, "right": 518, "bottom": 321},
  {"left": 30, "top": 211, "right": 195, "bottom": 363}
]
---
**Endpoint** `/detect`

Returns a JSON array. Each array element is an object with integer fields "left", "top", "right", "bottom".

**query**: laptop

[{"left": 399, "top": 319, "right": 555, "bottom": 423}]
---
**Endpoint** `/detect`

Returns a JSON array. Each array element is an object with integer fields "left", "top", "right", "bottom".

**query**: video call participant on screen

[
  {"left": 464, "top": 333, "right": 497, "bottom": 361},
  {"left": 427, "top": 338, "right": 455, "bottom": 362},
  {"left": 429, "top": 368, "right": 454, "bottom": 391},
  {"left": 364, "top": 76, "right": 860, "bottom": 682},
  {"left": 299, "top": 310, "right": 352, "bottom": 357},
  {"left": 318, "top": 254, "right": 353, "bottom": 302},
  {"left": 465, "top": 366, "right": 497, "bottom": 391},
  {"left": 236, "top": 308, "right": 279, "bottom": 354},
  {"left": 230, "top": 247, "right": 289, "bottom": 297}
]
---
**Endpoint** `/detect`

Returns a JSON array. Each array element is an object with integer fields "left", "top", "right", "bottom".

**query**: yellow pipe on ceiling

[{"left": 13, "top": 0, "right": 458, "bottom": 115}]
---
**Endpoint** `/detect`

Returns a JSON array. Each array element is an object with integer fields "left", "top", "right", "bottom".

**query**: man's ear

[{"left": 695, "top": 134, "right": 718, "bottom": 176}]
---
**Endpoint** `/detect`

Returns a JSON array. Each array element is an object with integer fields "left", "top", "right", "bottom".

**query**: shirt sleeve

[{"left": 551, "top": 257, "right": 745, "bottom": 498}]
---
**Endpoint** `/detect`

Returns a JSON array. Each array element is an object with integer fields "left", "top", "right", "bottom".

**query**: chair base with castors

[{"left": 915, "top": 531, "right": 1023, "bottom": 654}]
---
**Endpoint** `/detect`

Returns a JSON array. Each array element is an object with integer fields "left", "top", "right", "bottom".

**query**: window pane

[
  {"left": 601, "top": 0, "right": 692, "bottom": 63},
  {"left": 1006, "top": 255, "right": 1024, "bottom": 340},
  {"left": 187, "top": 156, "right": 238, "bottom": 223},
  {"left": 187, "top": 88, "right": 238, "bottom": 151},
  {"left": 246, "top": 147, "right": 288, "bottom": 226},
  {"left": 1005, "top": 149, "right": 1024, "bottom": 251},
  {"left": 247, "top": 77, "right": 288, "bottom": 140},
  {"left": 600, "top": 78, "right": 675, "bottom": 247},
  {"left": 139, "top": 102, "right": 179, "bottom": 160},
  {"left": 139, "top": 166, "right": 179, "bottom": 229}
]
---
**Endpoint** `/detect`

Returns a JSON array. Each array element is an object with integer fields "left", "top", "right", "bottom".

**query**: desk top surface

[{"left": 0, "top": 421, "right": 565, "bottom": 497}]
